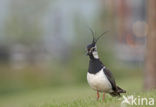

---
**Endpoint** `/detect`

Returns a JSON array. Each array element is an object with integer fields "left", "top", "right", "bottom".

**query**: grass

[{"left": 0, "top": 75, "right": 156, "bottom": 107}]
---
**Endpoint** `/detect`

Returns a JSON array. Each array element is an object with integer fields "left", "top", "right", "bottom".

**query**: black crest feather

[{"left": 89, "top": 28, "right": 109, "bottom": 43}]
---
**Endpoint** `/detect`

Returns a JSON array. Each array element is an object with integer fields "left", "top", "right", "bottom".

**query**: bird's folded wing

[{"left": 103, "top": 68, "right": 117, "bottom": 91}]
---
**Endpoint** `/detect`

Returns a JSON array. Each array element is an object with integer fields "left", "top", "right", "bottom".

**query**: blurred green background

[{"left": 0, "top": 0, "right": 154, "bottom": 107}]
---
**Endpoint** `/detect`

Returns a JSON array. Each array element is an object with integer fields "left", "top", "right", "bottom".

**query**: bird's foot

[
  {"left": 103, "top": 92, "right": 105, "bottom": 101},
  {"left": 97, "top": 91, "right": 100, "bottom": 100}
]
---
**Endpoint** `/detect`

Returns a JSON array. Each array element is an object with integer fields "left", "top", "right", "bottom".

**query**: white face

[
  {"left": 92, "top": 46, "right": 99, "bottom": 59},
  {"left": 92, "top": 51, "right": 99, "bottom": 59},
  {"left": 87, "top": 45, "right": 99, "bottom": 59}
]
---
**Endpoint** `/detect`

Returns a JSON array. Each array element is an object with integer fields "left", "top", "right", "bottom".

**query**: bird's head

[{"left": 86, "top": 28, "right": 108, "bottom": 59}]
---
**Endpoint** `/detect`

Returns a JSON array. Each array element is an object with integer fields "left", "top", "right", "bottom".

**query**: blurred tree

[
  {"left": 4, "top": 0, "right": 50, "bottom": 45},
  {"left": 144, "top": 0, "right": 156, "bottom": 90}
]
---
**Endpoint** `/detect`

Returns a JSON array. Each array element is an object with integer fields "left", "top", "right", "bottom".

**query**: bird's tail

[
  {"left": 116, "top": 86, "right": 126, "bottom": 93},
  {"left": 110, "top": 86, "right": 126, "bottom": 97}
]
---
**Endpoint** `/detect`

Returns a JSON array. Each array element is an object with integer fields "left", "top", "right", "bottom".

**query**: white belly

[{"left": 87, "top": 68, "right": 113, "bottom": 92}]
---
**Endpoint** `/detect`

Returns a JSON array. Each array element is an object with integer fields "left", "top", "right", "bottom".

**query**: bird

[{"left": 86, "top": 28, "right": 126, "bottom": 101}]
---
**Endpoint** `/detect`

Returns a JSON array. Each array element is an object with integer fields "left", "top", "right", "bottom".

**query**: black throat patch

[{"left": 88, "top": 59, "right": 104, "bottom": 74}]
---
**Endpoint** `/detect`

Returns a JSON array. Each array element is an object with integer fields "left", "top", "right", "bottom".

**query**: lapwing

[{"left": 86, "top": 29, "right": 126, "bottom": 101}]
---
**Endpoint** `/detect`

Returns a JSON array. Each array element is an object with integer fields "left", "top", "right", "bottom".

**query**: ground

[{"left": 0, "top": 75, "right": 156, "bottom": 107}]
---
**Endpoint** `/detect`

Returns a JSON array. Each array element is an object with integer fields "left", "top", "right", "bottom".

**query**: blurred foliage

[
  {"left": 4, "top": 0, "right": 51, "bottom": 45},
  {"left": 0, "top": 0, "right": 144, "bottom": 99},
  {"left": 0, "top": 40, "right": 143, "bottom": 96}
]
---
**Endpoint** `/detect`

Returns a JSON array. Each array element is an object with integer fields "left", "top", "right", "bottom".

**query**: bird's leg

[
  {"left": 103, "top": 92, "right": 105, "bottom": 101},
  {"left": 97, "top": 91, "right": 100, "bottom": 100}
]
